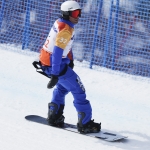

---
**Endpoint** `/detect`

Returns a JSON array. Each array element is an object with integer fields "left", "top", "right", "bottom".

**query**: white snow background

[{"left": 0, "top": 48, "right": 150, "bottom": 150}]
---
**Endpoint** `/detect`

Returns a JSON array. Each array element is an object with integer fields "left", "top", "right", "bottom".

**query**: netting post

[
  {"left": 90, "top": 0, "right": 103, "bottom": 69},
  {"left": 22, "top": 0, "right": 30, "bottom": 50},
  {"left": 0, "top": 0, "right": 5, "bottom": 30},
  {"left": 102, "top": 0, "right": 114, "bottom": 67},
  {"left": 111, "top": 0, "right": 119, "bottom": 70}
]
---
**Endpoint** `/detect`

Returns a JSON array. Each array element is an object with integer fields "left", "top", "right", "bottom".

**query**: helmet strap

[
  {"left": 60, "top": 10, "right": 69, "bottom": 20},
  {"left": 62, "top": 14, "right": 69, "bottom": 20}
]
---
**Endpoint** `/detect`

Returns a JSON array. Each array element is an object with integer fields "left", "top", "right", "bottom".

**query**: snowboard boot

[
  {"left": 47, "top": 102, "right": 65, "bottom": 127},
  {"left": 77, "top": 112, "right": 101, "bottom": 134}
]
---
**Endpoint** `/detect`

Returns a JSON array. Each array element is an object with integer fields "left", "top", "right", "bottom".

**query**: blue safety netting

[{"left": 0, "top": 0, "right": 150, "bottom": 78}]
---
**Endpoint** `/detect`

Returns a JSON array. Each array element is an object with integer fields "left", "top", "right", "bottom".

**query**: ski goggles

[{"left": 70, "top": 9, "right": 81, "bottom": 18}]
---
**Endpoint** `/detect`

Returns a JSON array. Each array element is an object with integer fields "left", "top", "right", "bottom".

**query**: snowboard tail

[{"left": 25, "top": 115, "right": 127, "bottom": 142}]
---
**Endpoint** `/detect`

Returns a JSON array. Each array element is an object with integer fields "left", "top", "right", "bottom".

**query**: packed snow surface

[{"left": 0, "top": 49, "right": 150, "bottom": 150}]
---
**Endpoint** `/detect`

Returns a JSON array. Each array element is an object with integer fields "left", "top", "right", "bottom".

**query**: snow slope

[{"left": 0, "top": 49, "right": 150, "bottom": 150}]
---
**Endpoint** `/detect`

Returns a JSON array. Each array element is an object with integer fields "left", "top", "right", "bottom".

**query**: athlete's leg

[
  {"left": 58, "top": 67, "right": 92, "bottom": 125},
  {"left": 51, "top": 83, "right": 69, "bottom": 108}
]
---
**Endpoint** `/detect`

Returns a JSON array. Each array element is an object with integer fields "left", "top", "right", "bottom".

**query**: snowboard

[{"left": 25, "top": 115, "right": 127, "bottom": 142}]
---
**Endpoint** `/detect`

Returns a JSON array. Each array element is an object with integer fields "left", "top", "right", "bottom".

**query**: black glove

[
  {"left": 68, "top": 60, "right": 74, "bottom": 69},
  {"left": 47, "top": 75, "right": 58, "bottom": 89}
]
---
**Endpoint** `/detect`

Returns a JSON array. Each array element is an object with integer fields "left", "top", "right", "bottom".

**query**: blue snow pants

[{"left": 42, "top": 64, "right": 92, "bottom": 124}]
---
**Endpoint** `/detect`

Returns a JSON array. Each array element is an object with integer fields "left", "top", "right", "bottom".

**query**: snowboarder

[{"left": 37, "top": 0, "right": 101, "bottom": 133}]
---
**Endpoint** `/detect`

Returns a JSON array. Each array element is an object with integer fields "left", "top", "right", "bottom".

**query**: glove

[
  {"left": 68, "top": 60, "right": 74, "bottom": 69},
  {"left": 47, "top": 75, "right": 58, "bottom": 89}
]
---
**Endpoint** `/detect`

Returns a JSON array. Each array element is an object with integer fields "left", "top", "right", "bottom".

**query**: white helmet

[
  {"left": 60, "top": 1, "right": 81, "bottom": 19},
  {"left": 61, "top": 0, "right": 81, "bottom": 11}
]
